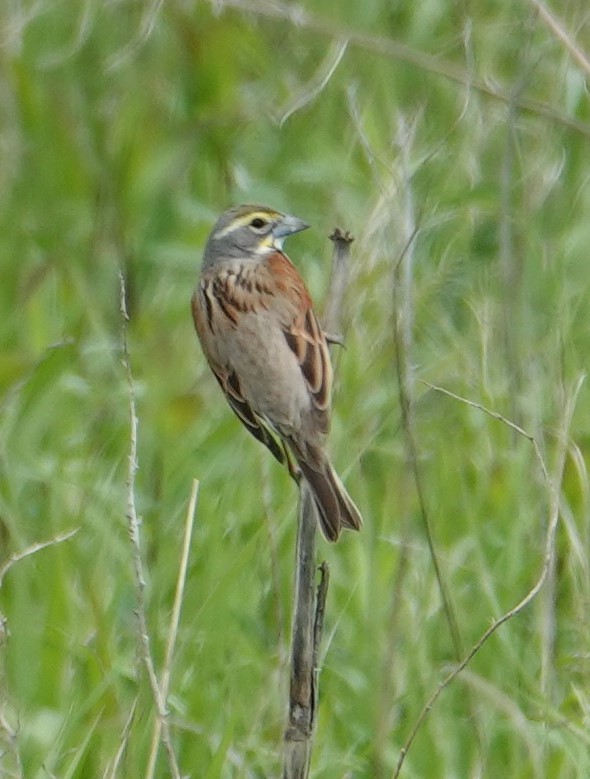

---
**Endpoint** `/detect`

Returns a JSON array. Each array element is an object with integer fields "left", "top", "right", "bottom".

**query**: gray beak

[{"left": 273, "top": 213, "right": 310, "bottom": 240}]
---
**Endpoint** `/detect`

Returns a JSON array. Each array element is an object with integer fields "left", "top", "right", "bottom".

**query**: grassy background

[{"left": 1, "top": 1, "right": 590, "bottom": 777}]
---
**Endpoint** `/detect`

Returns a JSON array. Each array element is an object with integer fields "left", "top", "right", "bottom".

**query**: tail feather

[{"left": 298, "top": 459, "right": 363, "bottom": 542}]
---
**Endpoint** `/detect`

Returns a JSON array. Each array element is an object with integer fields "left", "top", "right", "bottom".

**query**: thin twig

[
  {"left": 374, "top": 536, "right": 411, "bottom": 778},
  {"left": 0, "top": 528, "right": 79, "bottom": 589},
  {"left": 418, "top": 381, "right": 549, "bottom": 483},
  {"left": 392, "top": 125, "right": 463, "bottom": 656},
  {"left": 0, "top": 711, "right": 24, "bottom": 779},
  {"left": 118, "top": 270, "right": 181, "bottom": 779},
  {"left": 499, "top": 95, "right": 522, "bottom": 428},
  {"left": 323, "top": 229, "right": 354, "bottom": 340},
  {"left": 103, "top": 699, "right": 138, "bottom": 779},
  {"left": 145, "top": 480, "right": 199, "bottom": 779},
  {"left": 393, "top": 376, "right": 584, "bottom": 778},
  {"left": 391, "top": 131, "right": 490, "bottom": 770},
  {"left": 527, "top": 0, "right": 590, "bottom": 78}
]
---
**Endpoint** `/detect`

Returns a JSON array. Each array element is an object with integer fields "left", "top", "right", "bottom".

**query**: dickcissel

[{"left": 191, "top": 204, "right": 363, "bottom": 541}]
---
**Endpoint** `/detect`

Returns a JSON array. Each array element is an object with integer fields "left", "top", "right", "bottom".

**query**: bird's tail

[{"left": 298, "top": 458, "right": 363, "bottom": 542}]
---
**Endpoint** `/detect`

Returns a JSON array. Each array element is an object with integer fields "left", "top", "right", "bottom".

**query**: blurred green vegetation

[{"left": 1, "top": 0, "right": 590, "bottom": 776}]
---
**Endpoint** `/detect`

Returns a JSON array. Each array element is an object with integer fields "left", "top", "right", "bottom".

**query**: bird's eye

[{"left": 250, "top": 217, "right": 266, "bottom": 229}]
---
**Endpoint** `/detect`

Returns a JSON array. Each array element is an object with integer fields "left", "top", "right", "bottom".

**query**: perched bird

[{"left": 191, "top": 204, "right": 362, "bottom": 541}]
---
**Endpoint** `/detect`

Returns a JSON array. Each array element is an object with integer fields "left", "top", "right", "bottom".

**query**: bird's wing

[
  {"left": 216, "top": 367, "right": 287, "bottom": 466},
  {"left": 191, "top": 284, "right": 286, "bottom": 467},
  {"left": 265, "top": 252, "right": 332, "bottom": 436}
]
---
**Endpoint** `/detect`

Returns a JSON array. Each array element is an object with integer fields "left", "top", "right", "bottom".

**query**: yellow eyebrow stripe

[{"left": 214, "top": 210, "right": 280, "bottom": 239}]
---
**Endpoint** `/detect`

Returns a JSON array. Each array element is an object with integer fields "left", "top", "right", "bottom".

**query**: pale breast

[
  {"left": 220, "top": 308, "right": 312, "bottom": 434},
  {"left": 194, "top": 257, "right": 328, "bottom": 441}
]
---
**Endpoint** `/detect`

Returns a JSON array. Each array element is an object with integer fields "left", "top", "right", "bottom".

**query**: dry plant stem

[
  {"left": 393, "top": 127, "right": 488, "bottom": 767},
  {"left": 323, "top": 229, "right": 354, "bottom": 339},
  {"left": 0, "top": 711, "right": 23, "bottom": 779},
  {"left": 0, "top": 528, "right": 79, "bottom": 588},
  {"left": 283, "top": 503, "right": 331, "bottom": 779},
  {"left": 282, "top": 230, "right": 353, "bottom": 779},
  {"left": 374, "top": 541, "right": 411, "bottom": 779},
  {"left": 526, "top": 0, "right": 590, "bottom": 77},
  {"left": 499, "top": 100, "right": 523, "bottom": 428},
  {"left": 0, "top": 527, "right": 79, "bottom": 778},
  {"left": 393, "top": 377, "right": 584, "bottom": 778},
  {"left": 540, "top": 537, "right": 557, "bottom": 704},
  {"left": 283, "top": 485, "right": 318, "bottom": 779},
  {"left": 103, "top": 699, "right": 138, "bottom": 779},
  {"left": 145, "top": 479, "right": 200, "bottom": 779},
  {"left": 419, "top": 381, "right": 549, "bottom": 482},
  {"left": 391, "top": 153, "right": 463, "bottom": 656},
  {"left": 118, "top": 270, "right": 181, "bottom": 779}
]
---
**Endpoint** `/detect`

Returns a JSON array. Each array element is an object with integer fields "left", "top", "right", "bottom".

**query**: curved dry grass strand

[
  {"left": 119, "top": 270, "right": 181, "bottom": 779},
  {"left": 212, "top": 0, "right": 590, "bottom": 138},
  {"left": 527, "top": 0, "right": 590, "bottom": 78},
  {"left": 393, "top": 376, "right": 584, "bottom": 778}
]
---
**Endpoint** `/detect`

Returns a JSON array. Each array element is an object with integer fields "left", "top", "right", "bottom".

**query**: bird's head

[{"left": 203, "top": 204, "right": 309, "bottom": 268}]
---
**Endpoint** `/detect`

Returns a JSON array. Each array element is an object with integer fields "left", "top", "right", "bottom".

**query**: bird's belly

[{"left": 221, "top": 314, "right": 309, "bottom": 432}]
